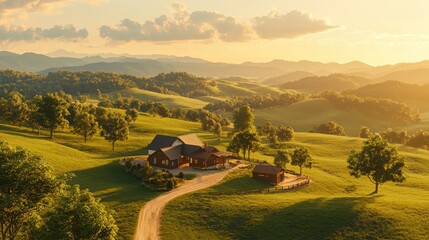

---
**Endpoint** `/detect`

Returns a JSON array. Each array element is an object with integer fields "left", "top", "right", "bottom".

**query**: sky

[{"left": 0, "top": 0, "right": 428, "bottom": 65}]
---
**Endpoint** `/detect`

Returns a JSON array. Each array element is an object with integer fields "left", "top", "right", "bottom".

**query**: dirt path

[{"left": 133, "top": 166, "right": 241, "bottom": 240}]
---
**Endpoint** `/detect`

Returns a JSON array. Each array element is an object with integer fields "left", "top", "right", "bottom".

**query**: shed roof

[
  {"left": 178, "top": 134, "right": 204, "bottom": 147},
  {"left": 252, "top": 164, "right": 283, "bottom": 175},
  {"left": 159, "top": 145, "right": 182, "bottom": 160},
  {"left": 148, "top": 134, "right": 180, "bottom": 150}
]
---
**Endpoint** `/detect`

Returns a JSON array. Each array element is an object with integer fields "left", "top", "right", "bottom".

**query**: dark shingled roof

[
  {"left": 148, "top": 134, "right": 180, "bottom": 150},
  {"left": 252, "top": 164, "right": 283, "bottom": 175},
  {"left": 178, "top": 134, "right": 204, "bottom": 147},
  {"left": 159, "top": 145, "right": 182, "bottom": 160}
]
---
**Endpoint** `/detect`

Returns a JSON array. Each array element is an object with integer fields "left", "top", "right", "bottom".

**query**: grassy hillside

[
  {"left": 110, "top": 88, "right": 209, "bottom": 109},
  {"left": 280, "top": 74, "right": 371, "bottom": 93},
  {"left": 262, "top": 71, "right": 315, "bottom": 86},
  {"left": 217, "top": 98, "right": 429, "bottom": 135},
  {"left": 161, "top": 133, "right": 429, "bottom": 240},
  {"left": 215, "top": 80, "right": 284, "bottom": 97},
  {"left": 0, "top": 114, "right": 223, "bottom": 239}
]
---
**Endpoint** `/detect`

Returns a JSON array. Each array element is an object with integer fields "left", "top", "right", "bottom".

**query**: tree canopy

[
  {"left": 347, "top": 135, "right": 406, "bottom": 193},
  {"left": 291, "top": 147, "right": 313, "bottom": 175}
]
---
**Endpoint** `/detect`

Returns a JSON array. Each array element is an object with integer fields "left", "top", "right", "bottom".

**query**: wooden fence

[{"left": 209, "top": 176, "right": 311, "bottom": 196}]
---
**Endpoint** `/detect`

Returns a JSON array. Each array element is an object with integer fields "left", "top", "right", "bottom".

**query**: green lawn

[
  {"left": 161, "top": 133, "right": 429, "bottom": 240},
  {"left": 0, "top": 114, "right": 220, "bottom": 240}
]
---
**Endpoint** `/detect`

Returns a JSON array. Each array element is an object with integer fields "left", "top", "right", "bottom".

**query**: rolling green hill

[
  {"left": 281, "top": 74, "right": 371, "bottom": 93},
  {"left": 220, "top": 98, "right": 429, "bottom": 135},
  {"left": 0, "top": 114, "right": 223, "bottom": 240},
  {"left": 161, "top": 132, "right": 429, "bottom": 240},
  {"left": 262, "top": 71, "right": 315, "bottom": 86},
  {"left": 110, "top": 88, "right": 209, "bottom": 109}
]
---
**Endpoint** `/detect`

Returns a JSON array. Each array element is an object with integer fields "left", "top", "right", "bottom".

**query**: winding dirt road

[{"left": 133, "top": 166, "right": 240, "bottom": 240}]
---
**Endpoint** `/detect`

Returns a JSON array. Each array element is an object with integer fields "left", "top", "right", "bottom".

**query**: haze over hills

[
  {"left": 2, "top": 51, "right": 429, "bottom": 86},
  {"left": 280, "top": 74, "right": 371, "bottom": 93}
]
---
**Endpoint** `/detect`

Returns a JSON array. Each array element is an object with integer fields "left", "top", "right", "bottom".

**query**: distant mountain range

[{"left": 1, "top": 51, "right": 429, "bottom": 85}]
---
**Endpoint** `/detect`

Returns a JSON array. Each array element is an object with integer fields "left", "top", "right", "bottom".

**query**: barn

[{"left": 252, "top": 164, "right": 285, "bottom": 185}]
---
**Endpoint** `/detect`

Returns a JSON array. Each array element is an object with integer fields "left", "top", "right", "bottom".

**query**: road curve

[{"left": 134, "top": 166, "right": 239, "bottom": 240}]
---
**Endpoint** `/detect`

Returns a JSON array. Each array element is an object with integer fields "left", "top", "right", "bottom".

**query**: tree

[
  {"left": 72, "top": 112, "right": 99, "bottom": 143},
  {"left": 213, "top": 122, "right": 222, "bottom": 139},
  {"left": 267, "top": 132, "right": 279, "bottom": 147},
  {"left": 36, "top": 93, "right": 70, "bottom": 139},
  {"left": 313, "top": 121, "right": 346, "bottom": 136},
  {"left": 359, "top": 126, "right": 370, "bottom": 138},
  {"left": 347, "top": 135, "right": 406, "bottom": 193},
  {"left": 125, "top": 108, "right": 139, "bottom": 124},
  {"left": 31, "top": 185, "right": 118, "bottom": 240},
  {"left": 5, "top": 91, "right": 30, "bottom": 127},
  {"left": 291, "top": 147, "right": 313, "bottom": 175},
  {"left": 274, "top": 150, "right": 291, "bottom": 169},
  {"left": 233, "top": 106, "right": 255, "bottom": 132},
  {"left": 277, "top": 125, "right": 294, "bottom": 141},
  {"left": 0, "top": 140, "right": 65, "bottom": 240},
  {"left": 228, "top": 130, "right": 261, "bottom": 160},
  {"left": 262, "top": 122, "right": 276, "bottom": 136},
  {"left": 100, "top": 112, "right": 129, "bottom": 151}
]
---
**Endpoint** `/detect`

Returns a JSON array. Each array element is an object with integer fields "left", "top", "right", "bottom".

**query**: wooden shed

[{"left": 252, "top": 164, "right": 285, "bottom": 185}]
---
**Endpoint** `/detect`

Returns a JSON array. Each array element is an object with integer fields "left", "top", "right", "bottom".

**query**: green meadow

[
  {"left": 161, "top": 133, "right": 429, "bottom": 240},
  {"left": 0, "top": 113, "right": 223, "bottom": 240},
  {"left": 1, "top": 111, "right": 429, "bottom": 239}
]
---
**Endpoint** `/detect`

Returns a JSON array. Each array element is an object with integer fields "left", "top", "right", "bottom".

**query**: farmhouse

[
  {"left": 252, "top": 164, "right": 285, "bottom": 184},
  {"left": 147, "top": 134, "right": 231, "bottom": 169}
]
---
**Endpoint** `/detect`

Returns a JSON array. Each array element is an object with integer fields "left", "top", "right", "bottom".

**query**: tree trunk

[
  {"left": 112, "top": 141, "right": 115, "bottom": 151},
  {"left": 299, "top": 166, "right": 302, "bottom": 175},
  {"left": 84, "top": 134, "right": 87, "bottom": 143},
  {"left": 247, "top": 149, "right": 251, "bottom": 161},
  {"left": 375, "top": 182, "right": 379, "bottom": 193},
  {"left": 50, "top": 128, "right": 54, "bottom": 139}
]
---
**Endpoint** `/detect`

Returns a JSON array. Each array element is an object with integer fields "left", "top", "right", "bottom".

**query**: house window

[
  {"left": 162, "top": 160, "right": 166, "bottom": 165},
  {"left": 166, "top": 160, "right": 169, "bottom": 166},
  {"left": 154, "top": 158, "right": 157, "bottom": 164}
]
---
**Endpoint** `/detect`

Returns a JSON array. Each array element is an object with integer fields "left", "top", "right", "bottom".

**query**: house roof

[
  {"left": 203, "top": 146, "right": 219, "bottom": 153},
  {"left": 148, "top": 134, "right": 180, "bottom": 150},
  {"left": 178, "top": 134, "right": 204, "bottom": 147},
  {"left": 159, "top": 145, "right": 182, "bottom": 160},
  {"left": 189, "top": 148, "right": 231, "bottom": 160},
  {"left": 252, "top": 164, "right": 283, "bottom": 175}
]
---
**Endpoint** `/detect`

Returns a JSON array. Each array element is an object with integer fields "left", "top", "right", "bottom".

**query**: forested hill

[
  {"left": 280, "top": 74, "right": 371, "bottom": 93},
  {"left": 346, "top": 80, "right": 429, "bottom": 101},
  {"left": 0, "top": 70, "right": 216, "bottom": 98}
]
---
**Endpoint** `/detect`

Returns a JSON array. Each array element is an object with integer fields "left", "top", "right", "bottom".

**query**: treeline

[
  {"left": 98, "top": 96, "right": 231, "bottom": 131},
  {"left": 0, "top": 70, "right": 216, "bottom": 98},
  {"left": 320, "top": 92, "right": 420, "bottom": 123},
  {"left": 0, "top": 91, "right": 130, "bottom": 150},
  {"left": 359, "top": 127, "right": 429, "bottom": 150},
  {"left": 204, "top": 92, "right": 306, "bottom": 111}
]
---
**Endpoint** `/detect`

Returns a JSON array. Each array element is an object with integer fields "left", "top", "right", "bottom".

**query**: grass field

[
  {"left": 218, "top": 98, "right": 429, "bottom": 135},
  {"left": 161, "top": 132, "right": 429, "bottom": 240},
  {"left": 0, "top": 113, "right": 225, "bottom": 240},
  {"left": 110, "top": 88, "right": 209, "bottom": 109}
]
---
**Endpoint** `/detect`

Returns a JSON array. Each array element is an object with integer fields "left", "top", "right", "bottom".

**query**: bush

[
  {"left": 177, "top": 172, "right": 185, "bottom": 179},
  {"left": 166, "top": 179, "right": 175, "bottom": 190}
]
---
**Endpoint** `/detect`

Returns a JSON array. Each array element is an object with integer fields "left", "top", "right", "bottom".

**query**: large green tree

[
  {"left": 274, "top": 150, "right": 291, "bottom": 169},
  {"left": 291, "top": 147, "right": 313, "bottom": 175},
  {"left": 72, "top": 112, "right": 99, "bottom": 143},
  {"left": 100, "top": 112, "right": 129, "bottom": 151},
  {"left": 227, "top": 130, "right": 261, "bottom": 160},
  {"left": 313, "top": 121, "right": 346, "bottom": 136},
  {"left": 36, "top": 93, "right": 70, "bottom": 139},
  {"left": 0, "top": 141, "right": 64, "bottom": 240},
  {"left": 233, "top": 106, "right": 255, "bottom": 132},
  {"left": 31, "top": 185, "right": 118, "bottom": 240},
  {"left": 347, "top": 135, "right": 406, "bottom": 193}
]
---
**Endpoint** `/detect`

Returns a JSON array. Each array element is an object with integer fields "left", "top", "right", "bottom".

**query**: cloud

[
  {"left": 253, "top": 10, "right": 337, "bottom": 39},
  {"left": 100, "top": 3, "right": 253, "bottom": 42},
  {"left": 0, "top": 0, "right": 106, "bottom": 20},
  {"left": 0, "top": 25, "right": 88, "bottom": 42}
]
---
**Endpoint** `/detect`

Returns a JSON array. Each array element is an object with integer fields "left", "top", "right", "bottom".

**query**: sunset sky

[{"left": 0, "top": 0, "right": 428, "bottom": 65}]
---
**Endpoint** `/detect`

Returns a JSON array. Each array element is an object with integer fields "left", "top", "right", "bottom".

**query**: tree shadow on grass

[
  {"left": 70, "top": 161, "right": 159, "bottom": 204},
  {"left": 236, "top": 196, "right": 398, "bottom": 240},
  {"left": 210, "top": 171, "right": 272, "bottom": 192}
]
